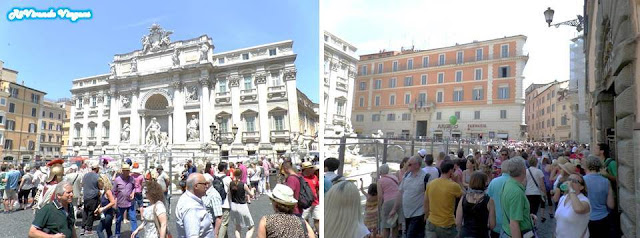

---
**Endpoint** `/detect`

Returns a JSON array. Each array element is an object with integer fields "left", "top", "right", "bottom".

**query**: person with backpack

[
  {"left": 215, "top": 162, "right": 232, "bottom": 238},
  {"left": 389, "top": 156, "right": 429, "bottom": 238},
  {"left": 229, "top": 169, "right": 255, "bottom": 238},
  {"left": 202, "top": 173, "right": 223, "bottom": 236},
  {"left": 281, "top": 160, "right": 314, "bottom": 216},
  {"left": 300, "top": 162, "right": 320, "bottom": 234}
]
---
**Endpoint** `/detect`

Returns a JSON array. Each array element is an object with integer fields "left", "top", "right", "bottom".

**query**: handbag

[
  {"left": 152, "top": 202, "right": 172, "bottom": 238},
  {"left": 527, "top": 168, "right": 546, "bottom": 203},
  {"left": 501, "top": 183, "right": 539, "bottom": 238}
]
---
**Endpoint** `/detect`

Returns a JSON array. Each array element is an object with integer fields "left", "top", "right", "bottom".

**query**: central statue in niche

[
  {"left": 146, "top": 117, "right": 162, "bottom": 145},
  {"left": 187, "top": 114, "right": 199, "bottom": 141}
]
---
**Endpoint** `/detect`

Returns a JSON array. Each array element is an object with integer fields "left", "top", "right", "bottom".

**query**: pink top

[
  {"left": 378, "top": 174, "right": 400, "bottom": 202},
  {"left": 131, "top": 173, "right": 144, "bottom": 193}
]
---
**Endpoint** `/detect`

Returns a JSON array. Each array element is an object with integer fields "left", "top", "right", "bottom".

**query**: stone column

[
  {"left": 326, "top": 59, "right": 337, "bottom": 130},
  {"left": 108, "top": 88, "right": 120, "bottom": 146},
  {"left": 140, "top": 115, "right": 146, "bottom": 145},
  {"left": 171, "top": 74, "right": 186, "bottom": 144},
  {"left": 199, "top": 70, "right": 211, "bottom": 142},
  {"left": 284, "top": 68, "right": 300, "bottom": 136},
  {"left": 168, "top": 113, "right": 173, "bottom": 144},
  {"left": 255, "top": 72, "right": 271, "bottom": 150},
  {"left": 229, "top": 75, "right": 242, "bottom": 148},
  {"left": 129, "top": 81, "right": 141, "bottom": 144}
]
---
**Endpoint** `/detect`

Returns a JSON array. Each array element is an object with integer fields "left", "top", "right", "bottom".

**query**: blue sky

[{"left": 0, "top": 0, "right": 319, "bottom": 102}]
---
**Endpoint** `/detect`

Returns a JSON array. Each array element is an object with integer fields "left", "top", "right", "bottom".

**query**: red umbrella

[{"left": 70, "top": 157, "right": 88, "bottom": 162}]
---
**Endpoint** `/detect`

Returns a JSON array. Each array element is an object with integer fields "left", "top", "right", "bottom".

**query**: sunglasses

[
  {"left": 196, "top": 182, "right": 210, "bottom": 187},
  {"left": 501, "top": 153, "right": 508, "bottom": 156},
  {"left": 568, "top": 178, "right": 584, "bottom": 185}
]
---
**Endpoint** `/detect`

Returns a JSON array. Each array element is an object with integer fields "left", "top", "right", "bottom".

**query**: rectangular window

[
  {"left": 474, "top": 111, "right": 480, "bottom": 120},
  {"left": 475, "top": 68, "right": 482, "bottom": 80},
  {"left": 75, "top": 127, "right": 81, "bottom": 137},
  {"left": 421, "top": 75, "right": 427, "bottom": 85},
  {"left": 355, "top": 115, "right": 364, "bottom": 122},
  {"left": 361, "top": 65, "right": 368, "bottom": 75},
  {"left": 419, "top": 93, "right": 426, "bottom": 103},
  {"left": 377, "top": 63, "right": 383, "bottom": 74},
  {"left": 407, "top": 59, "right": 413, "bottom": 70},
  {"left": 8, "top": 103, "right": 15, "bottom": 113},
  {"left": 472, "top": 88, "right": 484, "bottom": 100},
  {"left": 0, "top": 116, "right": 3, "bottom": 125},
  {"left": 437, "top": 72, "right": 444, "bottom": 84},
  {"left": 436, "top": 112, "right": 442, "bottom": 120},
  {"left": 374, "top": 96, "right": 380, "bottom": 106},
  {"left": 552, "top": 104, "right": 555, "bottom": 112},
  {"left": 389, "top": 78, "right": 396, "bottom": 88},
  {"left": 500, "top": 110, "right": 507, "bottom": 119},
  {"left": 455, "top": 71, "right": 462, "bottom": 82},
  {"left": 561, "top": 115, "right": 568, "bottom": 125},
  {"left": 552, "top": 90, "right": 555, "bottom": 97},
  {"left": 246, "top": 116, "right": 255, "bottom": 132},
  {"left": 404, "top": 94, "right": 411, "bottom": 104},
  {"left": 402, "top": 113, "right": 411, "bottom": 121},
  {"left": 9, "top": 87, "right": 18, "bottom": 98},
  {"left": 0, "top": 98, "right": 5, "bottom": 106},
  {"left": 4, "top": 139, "right": 12, "bottom": 150},
  {"left": 337, "top": 101, "right": 345, "bottom": 115},
  {"left": 372, "top": 114, "right": 380, "bottom": 121},
  {"left": 28, "top": 141, "right": 35, "bottom": 150},
  {"left": 563, "top": 105, "right": 566, "bottom": 110},
  {"left": 455, "top": 111, "right": 461, "bottom": 119},
  {"left": 456, "top": 51, "right": 463, "bottom": 64},
  {"left": 41, "top": 121, "right": 46, "bottom": 130},
  {"left": 31, "top": 108, "right": 36, "bottom": 117},
  {"left": 219, "top": 79, "right": 227, "bottom": 92},
  {"left": 49, "top": 123, "right": 53, "bottom": 130},
  {"left": 29, "top": 123, "right": 36, "bottom": 133},
  {"left": 42, "top": 111, "right": 45, "bottom": 117},
  {"left": 422, "top": 57, "right": 429, "bottom": 67},
  {"left": 501, "top": 44, "right": 509, "bottom": 58},
  {"left": 6, "top": 120, "right": 15, "bottom": 131},
  {"left": 91, "top": 96, "right": 97, "bottom": 107},
  {"left": 269, "top": 49, "right": 277, "bottom": 56},
  {"left": 437, "top": 91, "right": 443, "bottom": 103},
  {"left": 392, "top": 61, "right": 398, "bottom": 72},
  {"left": 374, "top": 80, "right": 382, "bottom": 89},
  {"left": 359, "top": 82, "right": 367, "bottom": 90},
  {"left": 90, "top": 126, "right": 95, "bottom": 137},
  {"left": 404, "top": 76, "right": 413, "bottom": 86},
  {"left": 476, "top": 48, "right": 483, "bottom": 61},
  {"left": 499, "top": 66, "right": 510, "bottom": 77},
  {"left": 498, "top": 86, "right": 510, "bottom": 99},
  {"left": 438, "top": 54, "right": 445, "bottom": 65},
  {"left": 389, "top": 95, "right": 395, "bottom": 105},
  {"left": 552, "top": 118, "right": 555, "bottom": 126},
  {"left": 32, "top": 94, "right": 40, "bottom": 104},
  {"left": 242, "top": 75, "right": 252, "bottom": 90},
  {"left": 273, "top": 115, "right": 284, "bottom": 131},
  {"left": 387, "top": 113, "right": 395, "bottom": 121},
  {"left": 359, "top": 97, "right": 364, "bottom": 107},
  {"left": 218, "top": 58, "right": 225, "bottom": 64},
  {"left": 453, "top": 90, "right": 464, "bottom": 102},
  {"left": 77, "top": 98, "right": 83, "bottom": 109},
  {"left": 242, "top": 53, "right": 249, "bottom": 60}
]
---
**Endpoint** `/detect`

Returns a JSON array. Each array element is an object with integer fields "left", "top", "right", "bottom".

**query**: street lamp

[
  {"left": 544, "top": 7, "right": 584, "bottom": 32},
  {"left": 209, "top": 120, "right": 238, "bottom": 161}
]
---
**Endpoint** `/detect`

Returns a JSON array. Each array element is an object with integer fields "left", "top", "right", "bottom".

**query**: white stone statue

[
  {"left": 187, "top": 115, "right": 199, "bottom": 141},
  {"left": 121, "top": 120, "right": 130, "bottom": 142},
  {"left": 172, "top": 49, "right": 180, "bottom": 66},
  {"left": 372, "top": 130, "right": 384, "bottom": 138},
  {"left": 142, "top": 35, "right": 151, "bottom": 53},
  {"left": 186, "top": 86, "right": 198, "bottom": 102},
  {"left": 130, "top": 58, "right": 138, "bottom": 72},
  {"left": 110, "top": 64, "right": 116, "bottom": 76},
  {"left": 121, "top": 95, "right": 130, "bottom": 108},
  {"left": 199, "top": 44, "right": 209, "bottom": 61},
  {"left": 146, "top": 117, "right": 162, "bottom": 145},
  {"left": 159, "top": 132, "right": 169, "bottom": 148}
]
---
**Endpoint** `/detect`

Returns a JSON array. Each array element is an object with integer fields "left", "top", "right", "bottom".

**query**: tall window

[
  {"left": 499, "top": 66, "right": 510, "bottom": 77},
  {"left": 372, "top": 114, "right": 380, "bottom": 121},
  {"left": 49, "top": 112, "right": 54, "bottom": 118},
  {"left": 103, "top": 125, "right": 110, "bottom": 137},
  {"left": 244, "top": 75, "right": 252, "bottom": 89},
  {"left": 242, "top": 53, "right": 249, "bottom": 60},
  {"left": 28, "top": 141, "right": 35, "bottom": 150},
  {"left": 419, "top": 93, "right": 426, "bottom": 103},
  {"left": 438, "top": 54, "right": 445, "bottom": 65},
  {"left": 407, "top": 59, "right": 413, "bottom": 70},
  {"left": 374, "top": 96, "right": 380, "bottom": 106},
  {"left": 437, "top": 73, "right": 444, "bottom": 84},
  {"left": 476, "top": 48, "right": 483, "bottom": 61},
  {"left": 500, "top": 110, "right": 507, "bottom": 119},
  {"left": 106, "top": 95, "right": 111, "bottom": 106},
  {"left": 453, "top": 89, "right": 464, "bottom": 102},
  {"left": 472, "top": 88, "right": 484, "bottom": 100},
  {"left": 77, "top": 98, "right": 83, "bottom": 109},
  {"left": 359, "top": 82, "right": 367, "bottom": 90},
  {"left": 436, "top": 112, "right": 442, "bottom": 120},
  {"left": 404, "top": 76, "right": 413, "bottom": 86},
  {"left": 455, "top": 111, "right": 461, "bottom": 119},
  {"left": 374, "top": 80, "right": 382, "bottom": 89},
  {"left": 359, "top": 97, "right": 364, "bottom": 107},
  {"left": 388, "top": 78, "right": 396, "bottom": 88},
  {"left": 422, "top": 56, "right": 429, "bottom": 67},
  {"left": 273, "top": 115, "right": 284, "bottom": 131},
  {"left": 269, "top": 48, "right": 277, "bottom": 56},
  {"left": 28, "top": 123, "right": 36, "bottom": 133},
  {"left": 41, "top": 121, "right": 46, "bottom": 130},
  {"left": 8, "top": 103, "right": 15, "bottom": 113},
  {"left": 9, "top": 87, "right": 18, "bottom": 98},
  {"left": 75, "top": 127, "right": 81, "bottom": 137},
  {"left": 219, "top": 79, "right": 227, "bottom": 92},
  {"left": 392, "top": 61, "right": 398, "bottom": 72},
  {"left": 474, "top": 111, "right": 480, "bottom": 120},
  {"left": 355, "top": 115, "right": 364, "bottom": 122},
  {"left": 498, "top": 86, "right": 510, "bottom": 99},
  {"left": 404, "top": 94, "right": 411, "bottom": 104},
  {"left": 31, "top": 94, "right": 40, "bottom": 104},
  {"left": 270, "top": 72, "right": 281, "bottom": 86},
  {"left": 377, "top": 63, "right": 383, "bottom": 74},
  {"left": 337, "top": 101, "right": 345, "bottom": 115},
  {"left": 421, "top": 75, "right": 427, "bottom": 85},
  {"left": 437, "top": 91, "right": 443, "bottom": 103},
  {"left": 6, "top": 120, "right": 15, "bottom": 131},
  {"left": 91, "top": 96, "right": 97, "bottom": 107},
  {"left": 246, "top": 116, "right": 255, "bottom": 132},
  {"left": 456, "top": 51, "right": 463, "bottom": 64},
  {"left": 387, "top": 114, "right": 395, "bottom": 121},
  {"left": 361, "top": 65, "right": 368, "bottom": 75},
  {"left": 475, "top": 68, "right": 482, "bottom": 80},
  {"left": 4, "top": 139, "right": 12, "bottom": 150},
  {"left": 455, "top": 71, "right": 463, "bottom": 82},
  {"left": 31, "top": 108, "right": 36, "bottom": 117},
  {"left": 389, "top": 95, "right": 395, "bottom": 105},
  {"left": 501, "top": 44, "right": 509, "bottom": 58},
  {"left": 89, "top": 126, "right": 95, "bottom": 137}
]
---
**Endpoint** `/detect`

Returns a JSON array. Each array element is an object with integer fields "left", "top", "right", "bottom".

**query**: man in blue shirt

[
  {"left": 487, "top": 159, "right": 511, "bottom": 238},
  {"left": 3, "top": 164, "right": 21, "bottom": 212},
  {"left": 583, "top": 156, "right": 616, "bottom": 238}
]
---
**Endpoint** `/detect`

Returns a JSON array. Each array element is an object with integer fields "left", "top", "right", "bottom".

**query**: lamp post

[
  {"left": 209, "top": 119, "right": 238, "bottom": 161},
  {"left": 544, "top": 7, "right": 584, "bottom": 32}
]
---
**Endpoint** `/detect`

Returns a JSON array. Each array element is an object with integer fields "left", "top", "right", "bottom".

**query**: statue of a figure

[
  {"left": 121, "top": 95, "right": 130, "bottom": 108},
  {"left": 199, "top": 44, "right": 209, "bottom": 61},
  {"left": 372, "top": 130, "right": 383, "bottom": 138},
  {"left": 186, "top": 86, "right": 198, "bottom": 102},
  {"left": 146, "top": 117, "right": 162, "bottom": 145},
  {"left": 187, "top": 115, "right": 199, "bottom": 141},
  {"left": 121, "top": 120, "right": 130, "bottom": 141},
  {"left": 172, "top": 49, "right": 180, "bottom": 66},
  {"left": 130, "top": 58, "right": 138, "bottom": 72},
  {"left": 159, "top": 132, "right": 169, "bottom": 147},
  {"left": 142, "top": 35, "right": 151, "bottom": 53},
  {"left": 161, "top": 33, "right": 171, "bottom": 47},
  {"left": 110, "top": 64, "right": 116, "bottom": 76}
]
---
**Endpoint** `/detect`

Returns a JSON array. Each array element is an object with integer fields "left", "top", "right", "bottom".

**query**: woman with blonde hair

[
  {"left": 325, "top": 181, "right": 369, "bottom": 238},
  {"left": 131, "top": 181, "right": 169, "bottom": 238},
  {"left": 95, "top": 174, "right": 116, "bottom": 238}
]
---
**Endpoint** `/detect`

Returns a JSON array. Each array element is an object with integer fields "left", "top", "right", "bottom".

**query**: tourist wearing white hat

[{"left": 257, "top": 184, "right": 315, "bottom": 238}]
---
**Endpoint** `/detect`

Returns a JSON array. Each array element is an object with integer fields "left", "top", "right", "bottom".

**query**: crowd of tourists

[
  {"left": 324, "top": 142, "right": 621, "bottom": 238},
  {"left": 1, "top": 155, "right": 319, "bottom": 238}
]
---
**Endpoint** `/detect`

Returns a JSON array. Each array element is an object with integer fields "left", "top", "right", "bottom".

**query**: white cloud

[{"left": 323, "top": 0, "right": 584, "bottom": 88}]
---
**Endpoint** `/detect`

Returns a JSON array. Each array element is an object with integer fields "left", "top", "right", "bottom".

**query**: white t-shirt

[
  {"left": 555, "top": 194, "right": 590, "bottom": 238},
  {"left": 355, "top": 222, "right": 370, "bottom": 238},
  {"left": 156, "top": 172, "right": 169, "bottom": 192},
  {"left": 421, "top": 166, "right": 439, "bottom": 183},
  {"left": 525, "top": 167, "right": 544, "bottom": 195},
  {"left": 142, "top": 201, "right": 167, "bottom": 238},
  {"left": 215, "top": 173, "right": 232, "bottom": 209}
]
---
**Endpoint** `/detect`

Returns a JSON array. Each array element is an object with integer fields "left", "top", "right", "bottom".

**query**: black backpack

[
  {"left": 212, "top": 175, "right": 227, "bottom": 201},
  {"left": 289, "top": 175, "right": 314, "bottom": 210}
]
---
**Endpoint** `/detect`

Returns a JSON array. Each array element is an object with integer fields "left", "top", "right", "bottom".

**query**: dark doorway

[{"left": 416, "top": 120, "right": 428, "bottom": 139}]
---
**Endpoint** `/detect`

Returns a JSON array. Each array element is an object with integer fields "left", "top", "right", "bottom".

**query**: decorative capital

[
  {"left": 170, "top": 80, "right": 182, "bottom": 90},
  {"left": 284, "top": 69, "right": 297, "bottom": 81},
  {"left": 254, "top": 72, "right": 267, "bottom": 85},
  {"left": 330, "top": 61, "right": 339, "bottom": 71},
  {"left": 199, "top": 76, "right": 210, "bottom": 87},
  {"left": 229, "top": 76, "right": 240, "bottom": 88}
]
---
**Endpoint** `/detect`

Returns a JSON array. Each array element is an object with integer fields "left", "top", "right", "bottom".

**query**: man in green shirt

[
  {"left": 595, "top": 143, "right": 617, "bottom": 180},
  {"left": 500, "top": 157, "right": 534, "bottom": 238},
  {"left": 28, "top": 181, "right": 77, "bottom": 238}
]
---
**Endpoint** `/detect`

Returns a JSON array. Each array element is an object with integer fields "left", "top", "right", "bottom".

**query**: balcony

[
  {"left": 333, "top": 114, "right": 346, "bottom": 125},
  {"left": 242, "top": 131, "right": 260, "bottom": 143},
  {"left": 89, "top": 110, "right": 98, "bottom": 117},
  {"left": 336, "top": 82, "right": 348, "bottom": 92},
  {"left": 240, "top": 88, "right": 257, "bottom": 102},
  {"left": 267, "top": 85, "right": 286, "bottom": 99},
  {"left": 270, "top": 130, "right": 290, "bottom": 143},
  {"left": 103, "top": 109, "right": 110, "bottom": 116},
  {"left": 408, "top": 100, "right": 435, "bottom": 112},
  {"left": 74, "top": 111, "right": 84, "bottom": 118},
  {"left": 215, "top": 92, "right": 231, "bottom": 104}
]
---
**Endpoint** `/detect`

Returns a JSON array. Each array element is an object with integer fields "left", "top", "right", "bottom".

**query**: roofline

[
  {"left": 3, "top": 80, "right": 47, "bottom": 95},
  {"left": 72, "top": 73, "right": 110, "bottom": 82},
  {"left": 358, "top": 35, "right": 527, "bottom": 60},
  {"left": 212, "top": 40, "right": 293, "bottom": 56},
  {"left": 2, "top": 68, "right": 18, "bottom": 74},
  {"left": 296, "top": 88, "right": 317, "bottom": 104},
  {"left": 324, "top": 31, "right": 358, "bottom": 50}
]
